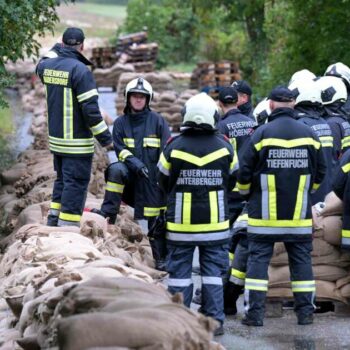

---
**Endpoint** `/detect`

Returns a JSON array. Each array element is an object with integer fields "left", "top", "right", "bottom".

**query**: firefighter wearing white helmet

[
  {"left": 92, "top": 77, "right": 171, "bottom": 271},
  {"left": 289, "top": 79, "right": 333, "bottom": 203},
  {"left": 289, "top": 69, "right": 316, "bottom": 85},
  {"left": 316, "top": 75, "right": 350, "bottom": 163},
  {"left": 157, "top": 92, "right": 239, "bottom": 336},
  {"left": 325, "top": 62, "right": 350, "bottom": 116},
  {"left": 253, "top": 98, "right": 271, "bottom": 125}
]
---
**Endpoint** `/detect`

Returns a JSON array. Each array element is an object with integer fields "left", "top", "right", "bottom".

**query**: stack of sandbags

[
  {"left": 93, "top": 62, "right": 135, "bottom": 88},
  {"left": 268, "top": 191, "right": 350, "bottom": 304},
  {"left": 116, "top": 72, "right": 174, "bottom": 115}
]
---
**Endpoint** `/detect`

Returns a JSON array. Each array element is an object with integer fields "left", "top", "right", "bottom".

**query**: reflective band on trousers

[
  {"left": 231, "top": 268, "right": 246, "bottom": 280},
  {"left": 166, "top": 230, "right": 230, "bottom": 242},
  {"left": 59, "top": 212, "right": 81, "bottom": 222},
  {"left": 230, "top": 276, "right": 245, "bottom": 286},
  {"left": 167, "top": 278, "right": 192, "bottom": 287},
  {"left": 49, "top": 209, "right": 60, "bottom": 216},
  {"left": 245, "top": 278, "right": 268, "bottom": 291},
  {"left": 50, "top": 202, "right": 61, "bottom": 210},
  {"left": 63, "top": 87, "right": 73, "bottom": 139},
  {"left": 144, "top": 206, "right": 166, "bottom": 217},
  {"left": 106, "top": 181, "right": 124, "bottom": 193},
  {"left": 57, "top": 219, "right": 80, "bottom": 227},
  {"left": 291, "top": 280, "right": 316, "bottom": 292},
  {"left": 90, "top": 120, "right": 108, "bottom": 136},
  {"left": 158, "top": 153, "right": 171, "bottom": 175},
  {"left": 77, "top": 88, "right": 98, "bottom": 102},
  {"left": 342, "top": 237, "right": 350, "bottom": 246},
  {"left": 202, "top": 276, "right": 222, "bottom": 285}
]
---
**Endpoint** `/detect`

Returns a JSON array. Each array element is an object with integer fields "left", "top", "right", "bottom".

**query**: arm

[
  {"left": 312, "top": 146, "right": 327, "bottom": 193},
  {"left": 157, "top": 147, "right": 172, "bottom": 193}
]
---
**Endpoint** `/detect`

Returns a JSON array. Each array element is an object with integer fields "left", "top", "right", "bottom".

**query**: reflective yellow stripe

[
  {"left": 209, "top": 191, "right": 218, "bottom": 224},
  {"left": 342, "top": 136, "right": 350, "bottom": 149},
  {"left": 59, "top": 212, "right": 81, "bottom": 222},
  {"left": 50, "top": 202, "right": 61, "bottom": 210},
  {"left": 254, "top": 138, "right": 320, "bottom": 151},
  {"left": 171, "top": 148, "right": 230, "bottom": 166},
  {"left": 229, "top": 252, "right": 234, "bottom": 261},
  {"left": 230, "top": 151, "right": 239, "bottom": 172},
  {"left": 231, "top": 268, "right": 246, "bottom": 279},
  {"left": 144, "top": 206, "right": 166, "bottom": 217},
  {"left": 342, "top": 230, "right": 350, "bottom": 238},
  {"left": 248, "top": 218, "right": 312, "bottom": 227},
  {"left": 77, "top": 88, "right": 98, "bottom": 102},
  {"left": 232, "top": 186, "right": 239, "bottom": 192},
  {"left": 312, "top": 183, "right": 320, "bottom": 191},
  {"left": 342, "top": 163, "right": 350, "bottom": 173},
  {"left": 319, "top": 136, "right": 333, "bottom": 148},
  {"left": 49, "top": 136, "right": 94, "bottom": 146},
  {"left": 291, "top": 280, "right": 316, "bottom": 292},
  {"left": 63, "top": 87, "right": 73, "bottom": 139},
  {"left": 167, "top": 220, "right": 229, "bottom": 232},
  {"left": 49, "top": 144, "right": 94, "bottom": 154},
  {"left": 143, "top": 138, "right": 161, "bottom": 147},
  {"left": 90, "top": 120, "right": 108, "bottom": 136},
  {"left": 237, "top": 182, "right": 251, "bottom": 190},
  {"left": 159, "top": 153, "right": 171, "bottom": 170},
  {"left": 293, "top": 175, "right": 307, "bottom": 220},
  {"left": 267, "top": 175, "right": 277, "bottom": 220},
  {"left": 183, "top": 193, "right": 191, "bottom": 225},
  {"left": 245, "top": 278, "right": 268, "bottom": 291},
  {"left": 106, "top": 181, "right": 124, "bottom": 193},
  {"left": 119, "top": 149, "right": 133, "bottom": 161},
  {"left": 123, "top": 138, "right": 135, "bottom": 148},
  {"left": 237, "top": 213, "right": 249, "bottom": 222}
]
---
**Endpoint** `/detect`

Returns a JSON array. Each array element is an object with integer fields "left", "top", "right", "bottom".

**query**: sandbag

[
  {"left": 321, "top": 191, "right": 343, "bottom": 217},
  {"left": 336, "top": 274, "right": 350, "bottom": 289},
  {"left": 312, "top": 238, "right": 338, "bottom": 257},
  {"left": 322, "top": 215, "right": 342, "bottom": 246},
  {"left": 340, "top": 283, "right": 350, "bottom": 298}
]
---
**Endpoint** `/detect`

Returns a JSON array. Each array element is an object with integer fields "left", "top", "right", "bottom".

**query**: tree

[{"left": 0, "top": 0, "right": 71, "bottom": 107}]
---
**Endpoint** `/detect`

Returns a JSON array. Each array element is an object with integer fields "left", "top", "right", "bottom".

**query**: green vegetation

[
  {"left": 75, "top": 3, "right": 127, "bottom": 19},
  {"left": 0, "top": 103, "right": 14, "bottom": 171}
]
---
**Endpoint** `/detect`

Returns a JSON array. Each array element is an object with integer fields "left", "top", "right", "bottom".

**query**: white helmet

[
  {"left": 289, "top": 69, "right": 316, "bottom": 85},
  {"left": 182, "top": 93, "right": 219, "bottom": 129},
  {"left": 124, "top": 77, "right": 153, "bottom": 101},
  {"left": 315, "top": 76, "right": 347, "bottom": 105},
  {"left": 288, "top": 79, "right": 322, "bottom": 106},
  {"left": 325, "top": 62, "right": 350, "bottom": 88},
  {"left": 253, "top": 98, "right": 271, "bottom": 125}
]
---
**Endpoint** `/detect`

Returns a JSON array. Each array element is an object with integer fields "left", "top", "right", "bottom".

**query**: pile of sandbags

[
  {"left": 268, "top": 191, "right": 350, "bottom": 304},
  {"left": 93, "top": 62, "right": 135, "bottom": 88}
]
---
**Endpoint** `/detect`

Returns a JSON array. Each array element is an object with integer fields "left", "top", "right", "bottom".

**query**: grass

[
  {"left": 0, "top": 105, "right": 14, "bottom": 172},
  {"left": 163, "top": 62, "right": 196, "bottom": 73},
  {"left": 76, "top": 3, "right": 127, "bottom": 20},
  {"left": 0, "top": 105, "right": 13, "bottom": 134}
]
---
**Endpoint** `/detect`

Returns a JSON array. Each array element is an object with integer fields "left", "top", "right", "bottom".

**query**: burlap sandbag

[
  {"left": 340, "top": 283, "right": 350, "bottom": 298},
  {"left": 312, "top": 238, "right": 337, "bottom": 257},
  {"left": 336, "top": 274, "right": 350, "bottom": 289},
  {"left": 322, "top": 215, "right": 342, "bottom": 246},
  {"left": 312, "top": 206, "right": 323, "bottom": 238},
  {"left": 321, "top": 191, "right": 343, "bottom": 217}
]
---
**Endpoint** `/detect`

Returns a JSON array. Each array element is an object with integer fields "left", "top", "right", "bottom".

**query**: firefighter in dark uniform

[
  {"left": 157, "top": 92, "right": 238, "bottom": 336},
  {"left": 238, "top": 86, "right": 326, "bottom": 326},
  {"left": 92, "top": 77, "right": 171, "bottom": 269},
  {"left": 316, "top": 76, "right": 350, "bottom": 163},
  {"left": 325, "top": 62, "right": 350, "bottom": 118},
  {"left": 231, "top": 80, "right": 255, "bottom": 120},
  {"left": 289, "top": 78, "right": 333, "bottom": 204},
  {"left": 36, "top": 27, "right": 112, "bottom": 227},
  {"left": 333, "top": 149, "right": 350, "bottom": 250}
]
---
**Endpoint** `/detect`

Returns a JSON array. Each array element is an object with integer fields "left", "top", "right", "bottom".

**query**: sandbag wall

[{"left": 268, "top": 192, "right": 350, "bottom": 304}]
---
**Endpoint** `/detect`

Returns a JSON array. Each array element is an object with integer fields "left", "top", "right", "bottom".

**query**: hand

[
  {"left": 138, "top": 166, "right": 149, "bottom": 179},
  {"left": 105, "top": 143, "right": 114, "bottom": 151}
]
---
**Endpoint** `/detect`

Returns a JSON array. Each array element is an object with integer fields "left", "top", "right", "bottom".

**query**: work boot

[
  {"left": 297, "top": 314, "right": 313, "bottom": 325},
  {"left": 90, "top": 208, "right": 116, "bottom": 224},
  {"left": 224, "top": 282, "right": 243, "bottom": 315},
  {"left": 192, "top": 288, "right": 202, "bottom": 305},
  {"left": 214, "top": 324, "right": 225, "bottom": 336},
  {"left": 47, "top": 214, "right": 58, "bottom": 227},
  {"left": 241, "top": 316, "right": 263, "bottom": 327}
]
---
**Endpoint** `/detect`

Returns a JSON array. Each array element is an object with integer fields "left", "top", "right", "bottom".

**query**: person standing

[
  {"left": 157, "top": 92, "right": 238, "bottom": 336},
  {"left": 238, "top": 86, "right": 326, "bottom": 326},
  {"left": 36, "top": 27, "right": 112, "bottom": 227},
  {"left": 231, "top": 80, "right": 254, "bottom": 120},
  {"left": 92, "top": 77, "right": 171, "bottom": 270}
]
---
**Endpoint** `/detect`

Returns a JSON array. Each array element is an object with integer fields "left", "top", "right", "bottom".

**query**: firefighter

[
  {"left": 324, "top": 62, "right": 350, "bottom": 117},
  {"left": 333, "top": 149, "right": 350, "bottom": 250},
  {"left": 289, "top": 78, "right": 333, "bottom": 203},
  {"left": 316, "top": 76, "right": 350, "bottom": 163},
  {"left": 157, "top": 92, "right": 238, "bottom": 336},
  {"left": 238, "top": 86, "right": 326, "bottom": 326},
  {"left": 92, "top": 77, "right": 171, "bottom": 270},
  {"left": 36, "top": 27, "right": 112, "bottom": 227},
  {"left": 289, "top": 69, "right": 316, "bottom": 86},
  {"left": 231, "top": 80, "right": 254, "bottom": 120},
  {"left": 253, "top": 98, "right": 271, "bottom": 126}
]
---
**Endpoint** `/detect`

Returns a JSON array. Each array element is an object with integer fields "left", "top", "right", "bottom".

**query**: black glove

[{"left": 138, "top": 166, "right": 149, "bottom": 179}]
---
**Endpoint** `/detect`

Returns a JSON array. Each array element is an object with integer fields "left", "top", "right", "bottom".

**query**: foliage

[{"left": 0, "top": 0, "right": 72, "bottom": 107}]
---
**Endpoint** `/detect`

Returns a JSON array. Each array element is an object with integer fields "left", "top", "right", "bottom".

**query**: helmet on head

[
  {"left": 253, "top": 98, "right": 271, "bottom": 125},
  {"left": 124, "top": 77, "right": 153, "bottom": 102},
  {"left": 288, "top": 79, "right": 322, "bottom": 106},
  {"left": 289, "top": 69, "right": 316, "bottom": 85},
  {"left": 315, "top": 76, "right": 347, "bottom": 105},
  {"left": 325, "top": 62, "right": 350, "bottom": 89},
  {"left": 182, "top": 93, "right": 219, "bottom": 129}
]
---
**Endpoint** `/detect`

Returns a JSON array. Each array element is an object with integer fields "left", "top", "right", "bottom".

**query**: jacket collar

[
  {"left": 268, "top": 107, "right": 295, "bottom": 122},
  {"left": 295, "top": 105, "right": 322, "bottom": 120},
  {"left": 221, "top": 108, "right": 242, "bottom": 120},
  {"left": 52, "top": 43, "right": 93, "bottom": 66},
  {"left": 238, "top": 100, "right": 253, "bottom": 116}
]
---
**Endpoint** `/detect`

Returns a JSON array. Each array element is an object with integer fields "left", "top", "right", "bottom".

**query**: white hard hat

[
  {"left": 253, "top": 98, "right": 271, "bottom": 125},
  {"left": 288, "top": 79, "right": 322, "bottom": 106},
  {"left": 124, "top": 77, "right": 153, "bottom": 101},
  {"left": 289, "top": 69, "right": 316, "bottom": 85},
  {"left": 182, "top": 93, "right": 219, "bottom": 129},
  {"left": 315, "top": 76, "right": 347, "bottom": 105},
  {"left": 325, "top": 62, "right": 350, "bottom": 88}
]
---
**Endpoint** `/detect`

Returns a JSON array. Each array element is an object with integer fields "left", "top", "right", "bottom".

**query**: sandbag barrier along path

[{"left": 0, "top": 69, "right": 223, "bottom": 350}]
